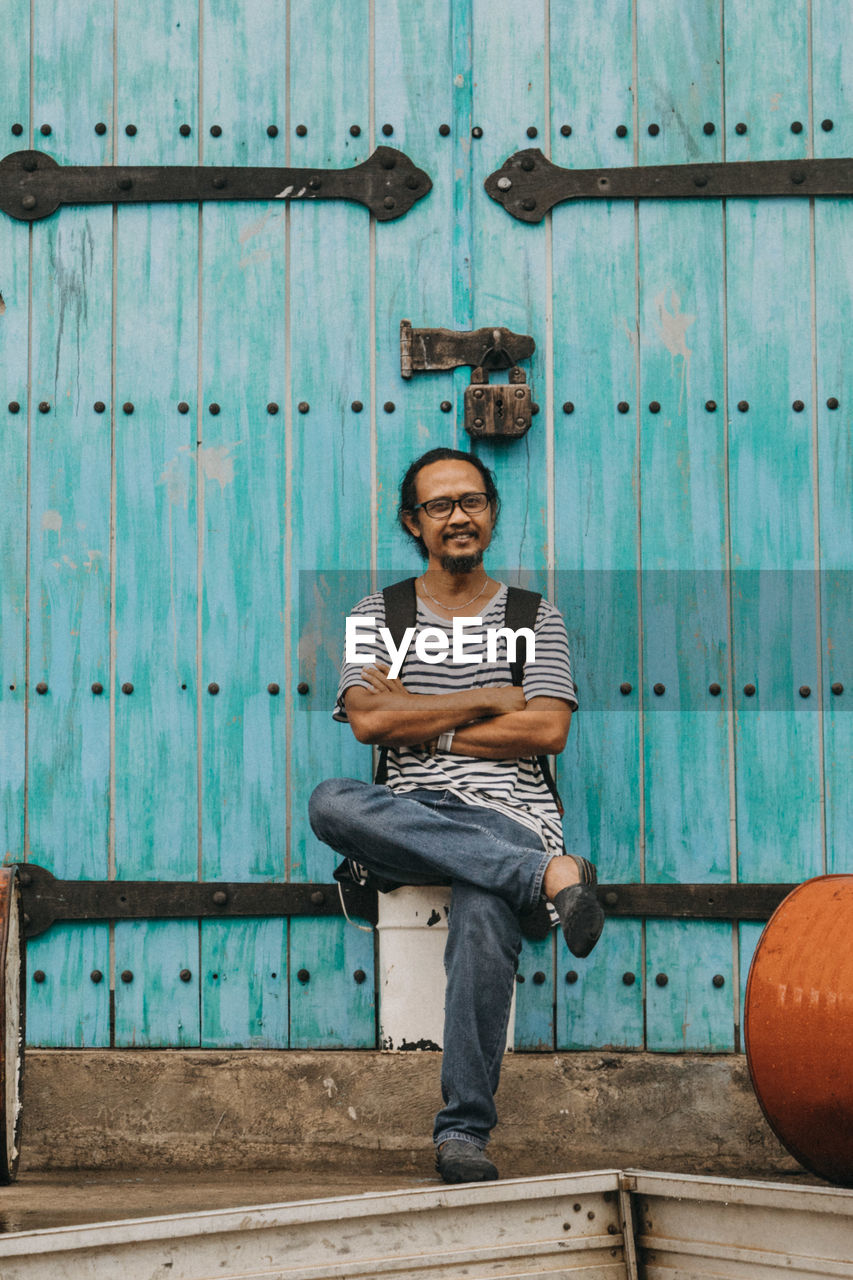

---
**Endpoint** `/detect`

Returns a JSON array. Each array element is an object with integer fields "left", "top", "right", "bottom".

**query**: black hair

[{"left": 397, "top": 447, "right": 500, "bottom": 558}]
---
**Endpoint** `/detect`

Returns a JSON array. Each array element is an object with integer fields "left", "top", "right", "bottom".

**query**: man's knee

[
  {"left": 447, "top": 884, "right": 521, "bottom": 962},
  {"left": 309, "top": 777, "right": 362, "bottom": 842}
]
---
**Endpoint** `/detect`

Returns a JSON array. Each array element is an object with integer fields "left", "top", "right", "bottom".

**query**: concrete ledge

[{"left": 21, "top": 1050, "right": 800, "bottom": 1179}]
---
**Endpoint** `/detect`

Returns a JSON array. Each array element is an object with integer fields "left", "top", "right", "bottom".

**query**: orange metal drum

[{"left": 745, "top": 875, "right": 853, "bottom": 1186}]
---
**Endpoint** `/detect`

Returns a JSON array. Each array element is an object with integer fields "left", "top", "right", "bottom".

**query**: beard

[{"left": 440, "top": 547, "right": 484, "bottom": 575}]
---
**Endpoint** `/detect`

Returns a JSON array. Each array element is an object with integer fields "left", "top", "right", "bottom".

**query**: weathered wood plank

[
  {"left": 25, "top": 0, "right": 113, "bottom": 1046},
  {"left": 813, "top": 0, "right": 853, "bottom": 874},
  {"left": 287, "top": 0, "right": 375, "bottom": 1048},
  {"left": 550, "top": 0, "right": 643, "bottom": 1050},
  {"left": 112, "top": 0, "right": 201, "bottom": 1047},
  {"left": 199, "top": 0, "right": 288, "bottom": 1048}
]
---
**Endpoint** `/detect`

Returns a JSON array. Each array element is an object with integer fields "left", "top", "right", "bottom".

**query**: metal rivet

[
  {"left": 574, "top": 1203, "right": 582, "bottom": 1212},
  {"left": 440, "top": 401, "right": 452, "bottom": 412},
  {"left": 382, "top": 123, "right": 394, "bottom": 136},
  {"left": 383, "top": 196, "right": 395, "bottom": 209},
  {"left": 267, "top": 683, "right": 280, "bottom": 695},
  {"left": 40, "top": 123, "right": 51, "bottom": 136},
  {"left": 94, "top": 401, "right": 105, "bottom": 413},
  {"left": 122, "top": 682, "right": 134, "bottom": 695},
  {"left": 212, "top": 176, "right": 226, "bottom": 189},
  {"left": 208, "top": 682, "right": 219, "bottom": 695},
  {"left": 309, "top": 174, "right": 323, "bottom": 189},
  {"left": 11, "top": 123, "right": 23, "bottom": 136},
  {"left": 622, "top": 972, "right": 635, "bottom": 986},
  {"left": 532, "top": 971, "right": 546, "bottom": 985},
  {"left": 472, "top": 388, "right": 485, "bottom": 400},
  {"left": 565, "top": 970, "right": 578, "bottom": 984},
  {"left": 38, "top": 401, "right": 50, "bottom": 414},
  {"left": 735, "top": 122, "right": 747, "bottom": 135},
  {"left": 353, "top": 969, "right": 367, "bottom": 983},
  {"left": 35, "top": 681, "right": 48, "bottom": 695},
  {"left": 406, "top": 176, "right": 420, "bottom": 191},
  {"left": 384, "top": 401, "right": 395, "bottom": 412},
  {"left": 616, "top": 125, "right": 628, "bottom": 137},
  {"left": 608, "top": 1224, "right": 618, "bottom": 1234},
  {"left": 694, "top": 175, "right": 708, "bottom": 187},
  {"left": 791, "top": 171, "right": 805, "bottom": 185},
  {"left": 712, "top": 974, "right": 725, "bottom": 988},
  {"left": 22, "top": 195, "right": 36, "bottom": 210},
  {"left": 439, "top": 123, "right": 451, "bottom": 136},
  {"left": 831, "top": 682, "right": 844, "bottom": 695},
  {"left": 617, "top": 401, "right": 629, "bottom": 414},
  {"left": 297, "top": 968, "right": 310, "bottom": 983},
  {"left": 515, "top": 973, "right": 525, "bottom": 983},
  {"left": 521, "top": 198, "right": 536, "bottom": 211},
  {"left": 351, "top": 400, "right": 363, "bottom": 413},
  {"left": 123, "top": 401, "right": 134, "bottom": 414},
  {"left": 267, "top": 402, "right": 279, "bottom": 415},
  {"left": 744, "top": 683, "right": 756, "bottom": 696},
  {"left": 527, "top": 125, "right": 538, "bottom": 138},
  {"left": 561, "top": 124, "right": 572, "bottom": 137},
  {"left": 497, "top": 176, "right": 512, "bottom": 191},
  {"left": 91, "top": 682, "right": 104, "bottom": 695},
  {"left": 514, "top": 417, "right": 525, "bottom": 427},
  {"left": 180, "top": 683, "right": 187, "bottom": 690},
  {"left": 210, "top": 125, "right": 222, "bottom": 137},
  {"left": 604, "top": 891, "right": 618, "bottom": 907},
  {"left": 793, "top": 400, "right": 804, "bottom": 412},
  {"left": 705, "top": 400, "right": 717, "bottom": 412},
  {"left": 34, "top": 970, "right": 46, "bottom": 983},
  {"left": 655, "top": 973, "right": 668, "bottom": 987},
  {"left": 738, "top": 400, "right": 749, "bottom": 412},
  {"left": 178, "top": 401, "right": 189, "bottom": 414},
  {"left": 791, "top": 120, "right": 803, "bottom": 134},
  {"left": 648, "top": 123, "right": 660, "bottom": 136},
  {"left": 822, "top": 119, "right": 834, "bottom": 132},
  {"left": 653, "top": 683, "right": 665, "bottom": 696},
  {"left": 349, "top": 124, "right": 361, "bottom": 137},
  {"left": 212, "top": 890, "right": 227, "bottom": 905},
  {"left": 91, "top": 970, "right": 103, "bottom": 983},
  {"left": 649, "top": 401, "right": 660, "bottom": 413},
  {"left": 520, "top": 156, "right": 535, "bottom": 171},
  {"left": 295, "top": 124, "right": 307, "bottom": 137},
  {"left": 799, "top": 685, "right": 811, "bottom": 698},
  {"left": 297, "top": 682, "right": 310, "bottom": 696},
  {"left": 298, "top": 401, "right": 309, "bottom": 414},
  {"left": 703, "top": 122, "right": 715, "bottom": 135},
  {"left": 620, "top": 682, "right": 632, "bottom": 695},
  {"left": 472, "top": 126, "right": 483, "bottom": 138},
  {"left": 125, "top": 124, "right": 137, "bottom": 136},
  {"left": 563, "top": 401, "right": 574, "bottom": 414},
  {"left": 588, "top": 1211, "right": 596, "bottom": 1220},
  {"left": 8, "top": 401, "right": 20, "bottom": 413},
  {"left": 709, "top": 682, "right": 721, "bottom": 696},
  {"left": 267, "top": 124, "right": 279, "bottom": 137},
  {"left": 180, "top": 969, "right": 192, "bottom": 982},
  {"left": 827, "top": 397, "right": 839, "bottom": 410},
  {"left": 121, "top": 970, "right": 133, "bottom": 983},
  {"left": 22, "top": 156, "right": 37, "bottom": 172},
  {"left": 179, "top": 123, "right": 191, "bottom": 137},
  {"left": 209, "top": 403, "right": 220, "bottom": 415}
]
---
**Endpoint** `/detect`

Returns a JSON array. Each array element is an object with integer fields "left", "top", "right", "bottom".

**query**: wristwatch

[{"left": 437, "top": 730, "right": 455, "bottom": 753}]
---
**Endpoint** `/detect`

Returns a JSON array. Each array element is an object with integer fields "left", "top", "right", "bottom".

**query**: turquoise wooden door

[{"left": 1, "top": 0, "right": 850, "bottom": 1052}]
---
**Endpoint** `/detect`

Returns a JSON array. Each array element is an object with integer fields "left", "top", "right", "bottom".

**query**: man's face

[{"left": 402, "top": 459, "right": 497, "bottom": 572}]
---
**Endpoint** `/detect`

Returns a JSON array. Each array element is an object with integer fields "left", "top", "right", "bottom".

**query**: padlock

[{"left": 464, "top": 365, "right": 532, "bottom": 439}]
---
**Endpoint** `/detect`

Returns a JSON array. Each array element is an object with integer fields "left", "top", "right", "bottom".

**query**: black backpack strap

[
  {"left": 504, "top": 586, "right": 565, "bottom": 818},
  {"left": 374, "top": 578, "right": 418, "bottom": 785}
]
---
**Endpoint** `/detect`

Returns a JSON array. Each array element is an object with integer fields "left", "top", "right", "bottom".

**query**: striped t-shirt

[{"left": 333, "top": 582, "right": 578, "bottom": 862}]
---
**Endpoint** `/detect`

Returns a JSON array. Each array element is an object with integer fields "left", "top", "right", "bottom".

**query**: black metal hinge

[
  {"left": 0, "top": 146, "right": 431, "bottom": 223},
  {"left": 486, "top": 148, "right": 853, "bottom": 222}
]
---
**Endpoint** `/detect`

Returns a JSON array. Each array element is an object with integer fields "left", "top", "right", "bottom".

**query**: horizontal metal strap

[
  {"left": 14, "top": 864, "right": 794, "bottom": 938},
  {"left": 485, "top": 148, "right": 853, "bottom": 222}
]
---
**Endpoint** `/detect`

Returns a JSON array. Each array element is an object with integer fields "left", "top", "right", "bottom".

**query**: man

[{"left": 309, "top": 447, "right": 604, "bottom": 1184}]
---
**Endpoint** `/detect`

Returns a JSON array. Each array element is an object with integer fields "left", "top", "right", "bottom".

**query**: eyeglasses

[{"left": 412, "top": 492, "right": 490, "bottom": 519}]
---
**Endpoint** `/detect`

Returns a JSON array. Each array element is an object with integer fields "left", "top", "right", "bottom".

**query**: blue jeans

[{"left": 308, "top": 777, "right": 553, "bottom": 1149}]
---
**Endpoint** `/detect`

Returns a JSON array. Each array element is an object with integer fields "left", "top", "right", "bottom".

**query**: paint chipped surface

[
  {"left": 41, "top": 510, "right": 63, "bottom": 533},
  {"left": 199, "top": 443, "right": 239, "bottom": 491},
  {"left": 323, "top": 1076, "right": 338, "bottom": 1098},
  {"left": 655, "top": 288, "right": 696, "bottom": 408}
]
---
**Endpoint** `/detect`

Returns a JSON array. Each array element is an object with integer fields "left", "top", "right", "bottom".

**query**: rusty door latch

[{"left": 400, "top": 319, "right": 538, "bottom": 438}]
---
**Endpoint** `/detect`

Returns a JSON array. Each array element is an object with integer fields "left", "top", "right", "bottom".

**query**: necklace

[{"left": 419, "top": 574, "right": 491, "bottom": 611}]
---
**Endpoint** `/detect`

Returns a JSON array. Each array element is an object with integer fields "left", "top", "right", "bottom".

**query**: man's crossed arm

[{"left": 343, "top": 664, "right": 572, "bottom": 759}]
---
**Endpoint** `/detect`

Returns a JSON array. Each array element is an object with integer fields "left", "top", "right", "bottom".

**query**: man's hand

[{"left": 361, "top": 663, "right": 412, "bottom": 697}]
